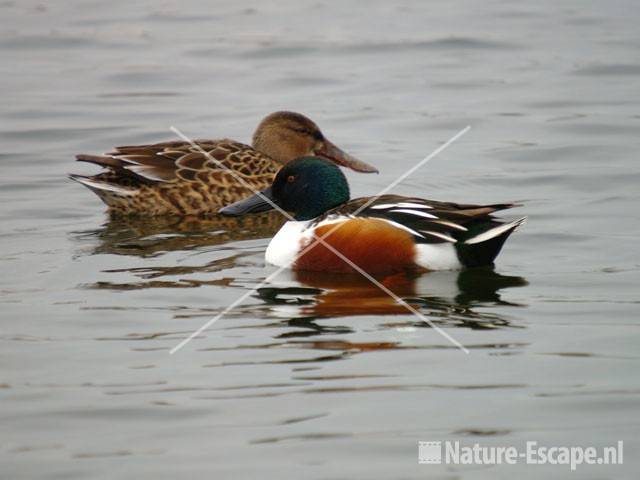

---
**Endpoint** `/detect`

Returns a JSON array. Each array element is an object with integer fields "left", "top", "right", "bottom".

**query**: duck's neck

[{"left": 294, "top": 195, "right": 348, "bottom": 221}]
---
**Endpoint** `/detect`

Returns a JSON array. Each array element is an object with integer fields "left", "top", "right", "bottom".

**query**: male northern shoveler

[
  {"left": 220, "top": 157, "right": 526, "bottom": 274},
  {"left": 70, "top": 111, "right": 377, "bottom": 216}
]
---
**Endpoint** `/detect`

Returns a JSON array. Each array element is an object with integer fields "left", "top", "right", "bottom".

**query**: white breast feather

[
  {"left": 265, "top": 216, "right": 463, "bottom": 271},
  {"left": 265, "top": 220, "right": 313, "bottom": 268}
]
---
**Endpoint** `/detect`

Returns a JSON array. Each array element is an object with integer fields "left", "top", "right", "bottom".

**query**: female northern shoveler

[
  {"left": 220, "top": 157, "right": 526, "bottom": 274},
  {"left": 70, "top": 111, "right": 377, "bottom": 216}
]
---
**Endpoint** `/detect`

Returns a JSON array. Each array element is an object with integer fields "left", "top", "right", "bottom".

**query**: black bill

[{"left": 218, "top": 187, "right": 277, "bottom": 216}]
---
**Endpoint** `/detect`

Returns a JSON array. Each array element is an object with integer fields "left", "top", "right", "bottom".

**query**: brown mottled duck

[{"left": 70, "top": 111, "right": 377, "bottom": 216}]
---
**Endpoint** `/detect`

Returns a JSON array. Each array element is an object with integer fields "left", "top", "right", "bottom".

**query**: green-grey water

[{"left": 1, "top": 1, "right": 639, "bottom": 478}]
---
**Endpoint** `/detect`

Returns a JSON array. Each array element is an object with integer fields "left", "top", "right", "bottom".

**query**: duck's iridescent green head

[
  {"left": 272, "top": 157, "right": 350, "bottom": 220},
  {"left": 219, "top": 156, "right": 350, "bottom": 221}
]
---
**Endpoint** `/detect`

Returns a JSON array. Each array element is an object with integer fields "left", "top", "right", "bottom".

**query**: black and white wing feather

[{"left": 313, "top": 195, "right": 519, "bottom": 244}]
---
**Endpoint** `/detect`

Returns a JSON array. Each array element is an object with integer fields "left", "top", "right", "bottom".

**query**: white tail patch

[
  {"left": 415, "top": 243, "right": 462, "bottom": 270},
  {"left": 390, "top": 208, "right": 438, "bottom": 219},
  {"left": 464, "top": 217, "right": 527, "bottom": 245},
  {"left": 70, "top": 176, "right": 136, "bottom": 195}
]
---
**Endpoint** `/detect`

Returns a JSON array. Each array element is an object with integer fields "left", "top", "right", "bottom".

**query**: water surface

[{"left": 1, "top": 1, "right": 639, "bottom": 478}]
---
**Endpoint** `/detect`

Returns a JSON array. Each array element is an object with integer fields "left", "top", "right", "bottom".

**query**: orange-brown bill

[{"left": 317, "top": 139, "right": 378, "bottom": 173}]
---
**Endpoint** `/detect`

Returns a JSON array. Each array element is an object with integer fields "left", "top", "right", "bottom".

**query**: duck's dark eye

[
  {"left": 287, "top": 175, "right": 296, "bottom": 183},
  {"left": 290, "top": 127, "right": 323, "bottom": 140}
]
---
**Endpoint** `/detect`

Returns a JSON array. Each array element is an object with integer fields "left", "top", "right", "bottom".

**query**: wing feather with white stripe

[{"left": 311, "top": 195, "right": 519, "bottom": 245}]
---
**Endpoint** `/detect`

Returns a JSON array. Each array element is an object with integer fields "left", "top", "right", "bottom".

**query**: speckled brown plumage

[
  {"left": 71, "top": 111, "right": 378, "bottom": 216},
  {"left": 77, "top": 139, "right": 278, "bottom": 216}
]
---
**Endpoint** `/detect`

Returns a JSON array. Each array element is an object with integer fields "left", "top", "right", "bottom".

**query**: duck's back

[{"left": 71, "top": 139, "right": 280, "bottom": 215}]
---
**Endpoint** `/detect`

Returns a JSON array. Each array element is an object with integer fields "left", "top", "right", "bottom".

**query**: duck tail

[
  {"left": 456, "top": 217, "right": 526, "bottom": 267},
  {"left": 69, "top": 174, "right": 138, "bottom": 208}
]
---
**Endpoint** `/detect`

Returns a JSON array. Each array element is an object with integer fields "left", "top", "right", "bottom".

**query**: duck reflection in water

[
  {"left": 76, "top": 211, "right": 286, "bottom": 257},
  {"left": 73, "top": 213, "right": 526, "bottom": 335},
  {"left": 256, "top": 267, "right": 527, "bottom": 333}
]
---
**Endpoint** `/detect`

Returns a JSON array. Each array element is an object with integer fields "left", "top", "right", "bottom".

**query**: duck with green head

[{"left": 220, "top": 157, "right": 526, "bottom": 274}]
